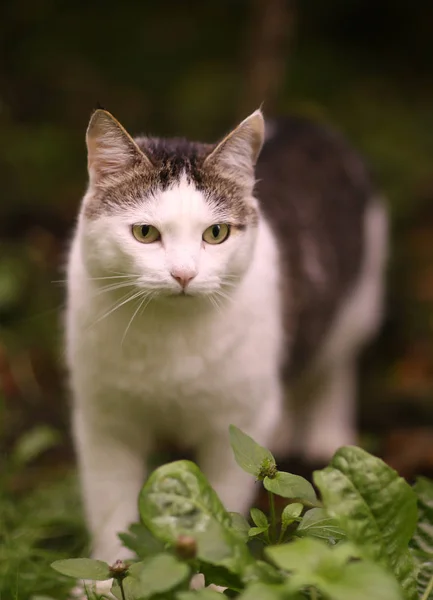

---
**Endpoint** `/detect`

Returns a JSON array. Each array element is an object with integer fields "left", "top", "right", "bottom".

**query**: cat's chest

[{"left": 80, "top": 304, "right": 241, "bottom": 400}]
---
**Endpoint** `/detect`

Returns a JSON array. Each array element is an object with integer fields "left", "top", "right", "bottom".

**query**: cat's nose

[{"left": 170, "top": 268, "right": 197, "bottom": 289}]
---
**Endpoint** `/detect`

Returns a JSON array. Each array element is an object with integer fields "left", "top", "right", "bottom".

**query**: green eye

[
  {"left": 202, "top": 224, "right": 230, "bottom": 245},
  {"left": 132, "top": 224, "right": 161, "bottom": 243}
]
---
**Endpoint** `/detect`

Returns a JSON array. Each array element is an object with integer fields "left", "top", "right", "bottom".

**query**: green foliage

[
  {"left": 0, "top": 471, "right": 87, "bottom": 600},
  {"left": 51, "top": 558, "right": 111, "bottom": 580},
  {"left": 229, "top": 425, "right": 276, "bottom": 479},
  {"left": 51, "top": 426, "right": 433, "bottom": 600},
  {"left": 296, "top": 508, "right": 345, "bottom": 543},
  {"left": 263, "top": 472, "right": 318, "bottom": 506},
  {"left": 314, "top": 446, "right": 418, "bottom": 598}
]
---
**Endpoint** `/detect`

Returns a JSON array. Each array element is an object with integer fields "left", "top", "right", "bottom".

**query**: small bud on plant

[
  {"left": 175, "top": 535, "right": 197, "bottom": 559},
  {"left": 108, "top": 560, "right": 128, "bottom": 580},
  {"left": 258, "top": 458, "right": 278, "bottom": 481}
]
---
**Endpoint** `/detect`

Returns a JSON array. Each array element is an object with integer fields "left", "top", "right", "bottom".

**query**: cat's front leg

[{"left": 71, "top": 408, "right": 149, "bottom": 598}]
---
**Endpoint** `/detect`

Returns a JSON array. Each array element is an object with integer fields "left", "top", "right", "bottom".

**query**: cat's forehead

[
  {"left": 126, "top": 174, "right": 229, "bottom": 227},
  {"left": 84, "top": 136, "right": 256, "bottom": 225}
]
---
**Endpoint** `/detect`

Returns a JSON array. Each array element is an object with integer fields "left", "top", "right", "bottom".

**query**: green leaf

[
  {"left": 177, "top": 590, "right": 225, "bottom": 600},
  {"left": 417, "top": 561, "right": 433, "bottom": 600},
  {"left": 279, "top": 503, "right": 304, "bottom": 541},
  {"left": 139, "top": 460, "right": 231, "bottom": 542},
  {"left": 238, "top": 583, "right": 288, "bottom": 600},
  {"left": 412, "top": 477, "right": 433, "bottom": 559},
  {"left": 195, "top": 520, "right": 233, "bottom": 565},
  {"left": 242, "top": 560, "right": 284, "bottom": 586},
  {"left": 229, "top": 425, "right": 276, "bottom": 478},
  {"left": 118, "top": 522, "right": 165, "bottom": 559},
  {"left": 281, "top": 503, "right": 303, "bottom": 526},
  {"left": 263, "top": 472, "right": 317, "bottom": 505},
  {"left": 136, "top": 554, "right": 190, "bottom": 593},
  {"left": 112, "top": 554, "right": 190, "bottom": 599},
  {"left": 267, "top": 538, "right": 403, "bottom": 600},
  {"left": 51, "top": 558, "right": 110, "bottom": 581},
  {"left": 314, "top": 446, "right": 418, "bottom": 599},
  {"left": 139, "top": 460, "right": 253, "bottom": 575},
  {"left": 248, "top": 526, "right": 269, "bottom": 538},
  {"left": 250, "top": 508, "right": 268, "bottom": 528},
  {"left": 229, "top": 512, "right": 250, "bottom": 542},
  {"left": 296, "top": 507, "right": 345, "bottom": 542}
]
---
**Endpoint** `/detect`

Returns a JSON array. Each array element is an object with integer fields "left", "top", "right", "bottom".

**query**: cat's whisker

[
  {"left": 121, "top": 291, "right": 151, "bottom": 347},
  {"left": 92, "top": 280, "right": 137, "bottom": 297},
  {"left": 214, "top": 289, "right": 235, "bottom": 305},
  {"left": 88, "top": 289, "right": 144, "bottom": 330}
]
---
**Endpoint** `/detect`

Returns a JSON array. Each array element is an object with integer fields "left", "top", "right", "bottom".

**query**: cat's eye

[
  {"left": 202, "top": 224, "right": 230, "bottom": 245},
  {"left": 132, "top": 224, "right": 161, "bottom": 244}
]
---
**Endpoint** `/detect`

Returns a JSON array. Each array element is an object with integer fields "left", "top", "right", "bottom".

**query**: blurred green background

[{"left": 1, "top": 0, "right": 433, "bottom": 556}]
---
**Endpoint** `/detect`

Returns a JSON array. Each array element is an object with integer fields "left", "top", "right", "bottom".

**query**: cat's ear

[
  {"left": 204, "top": 109, "right": 265, "bottom": 186},
  {"left": 86, "top": 109, "right": 152, "bottom": 183}
]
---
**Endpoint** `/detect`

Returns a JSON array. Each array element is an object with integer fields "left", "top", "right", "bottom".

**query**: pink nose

[{"left": 171, "top": 270, "right": 196, "bottom": 289}]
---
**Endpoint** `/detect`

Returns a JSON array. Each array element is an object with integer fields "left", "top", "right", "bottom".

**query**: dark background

[{"left": 2, "top": 0, "right": 433, "bottom": 496}]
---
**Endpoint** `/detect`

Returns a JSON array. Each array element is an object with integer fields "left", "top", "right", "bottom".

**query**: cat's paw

[{"left": 69, "top": 579, "right": 114, "bottom": 600}]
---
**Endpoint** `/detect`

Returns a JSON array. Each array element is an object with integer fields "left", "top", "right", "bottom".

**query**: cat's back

[{"left": 256, "top": 115, "right": 385, "bottom": 377}]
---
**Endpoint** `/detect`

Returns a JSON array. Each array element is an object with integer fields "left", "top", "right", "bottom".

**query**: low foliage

[{"left": 51, "top": 426, "right": 433, "bottom": 600}]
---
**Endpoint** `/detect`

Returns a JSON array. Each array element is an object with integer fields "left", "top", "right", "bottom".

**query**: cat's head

[{"left": 79, "top": 108, "right": 265, "bottom": 300}]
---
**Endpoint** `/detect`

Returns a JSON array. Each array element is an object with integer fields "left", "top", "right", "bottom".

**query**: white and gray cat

[{"left": 66, "top": 108, "right": 387, "bottom": 593}]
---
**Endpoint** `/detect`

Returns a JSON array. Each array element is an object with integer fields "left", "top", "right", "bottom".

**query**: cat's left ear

[
  {"left": 204, "top": 109, "right": 265, "bottom": 187},
  {"left": 86, "top": 109, "right": 152, "bottom": 184}
]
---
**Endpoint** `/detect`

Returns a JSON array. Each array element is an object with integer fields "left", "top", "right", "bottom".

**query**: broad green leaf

[
  {"left": 314, "top": 446, "right": 418, "bottom": 599},
  {"left": 238, "top": 583, "right": 288, "bottom": 600},
  {"left": 135, "top": 554, "right": 189, "bottom": 593},
  {"left": 242, "top": 560, "right": 284, "bottom": 585},
  {"left": 248, "top": 526, "right": 269, "bottom": 538},
  {"left": 177, "top": 590, "right": 225, "bottom": 600},
  {"left": 267, "top": 538, "right": 403, "bottom": 600},
  {"left": 139, "top": 460, "right": 252, "bottom": 575},
  {"left": 195, "top": 520, "right": 233, "bottom": 564},
  {"left": 118, "top": 522, "right": 165, "bottom": 559},
  {"left": 51, "top": 558, "right": 110, "bottom": 581},
  {"left": 229, "top": 425, "right": 276, "bottom": 478},
  {"left": 417, "top": 561, "right": 433, "bottom": 600},
  {"left": 229, "top": 512, "right": 250, "bottom": 542},
  {"left": 264, "top": 472, "right": 317, "bottom": 505},
  {"left": 250, "top": 508, "right": 268, "bottom": 528},
  {"left": 412, "top": 477, "right": 433, "bottom": 559},
  {"left": 112, "top": 554, "right": 190, "bottom": 599},
  {"left": 139, "top": 460, "right": 231, "bottom": 541},
  {"left": 296, "top": 507, "right": 345, "bottom": 542}
]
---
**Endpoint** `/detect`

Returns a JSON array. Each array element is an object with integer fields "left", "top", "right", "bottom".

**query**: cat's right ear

[{"left": 86, "top": 110, "right": 152, "bottom": 184}]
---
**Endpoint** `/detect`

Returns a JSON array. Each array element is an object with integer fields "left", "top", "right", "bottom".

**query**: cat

[{"left": 66, "top": 107, "right": 387, "bottom": 596}]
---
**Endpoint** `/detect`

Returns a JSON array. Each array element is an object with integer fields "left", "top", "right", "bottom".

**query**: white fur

[{"left": 67, "top": 165, "right": 387, "bottom": 599}]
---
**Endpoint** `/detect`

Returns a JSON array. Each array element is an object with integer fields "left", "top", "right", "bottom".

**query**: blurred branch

[{"left": 239, "top": 0, "right": 294, "bottom": 118}]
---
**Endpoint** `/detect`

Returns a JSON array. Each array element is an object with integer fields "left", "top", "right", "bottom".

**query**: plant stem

[
  {"left": 268, "top": 490, "right": 277, "bottom": 543},
  {"left": 310, "top": 586, "right": 318, "bottom": 600},
  {"left": 119, "top": 578, "right": 127, "bottom": 600},
  {"left": 421, "top": 575, "right": 433, "bottom": 600}
]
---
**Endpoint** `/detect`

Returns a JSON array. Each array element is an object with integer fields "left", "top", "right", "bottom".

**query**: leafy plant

[{"left": 52, "top": 426, "right": 433, "bottom": 600}]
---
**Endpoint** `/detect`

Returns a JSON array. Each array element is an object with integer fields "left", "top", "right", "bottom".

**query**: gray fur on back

[{"left": 256, "top": 116, "right": 373, "bottom": 377}]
